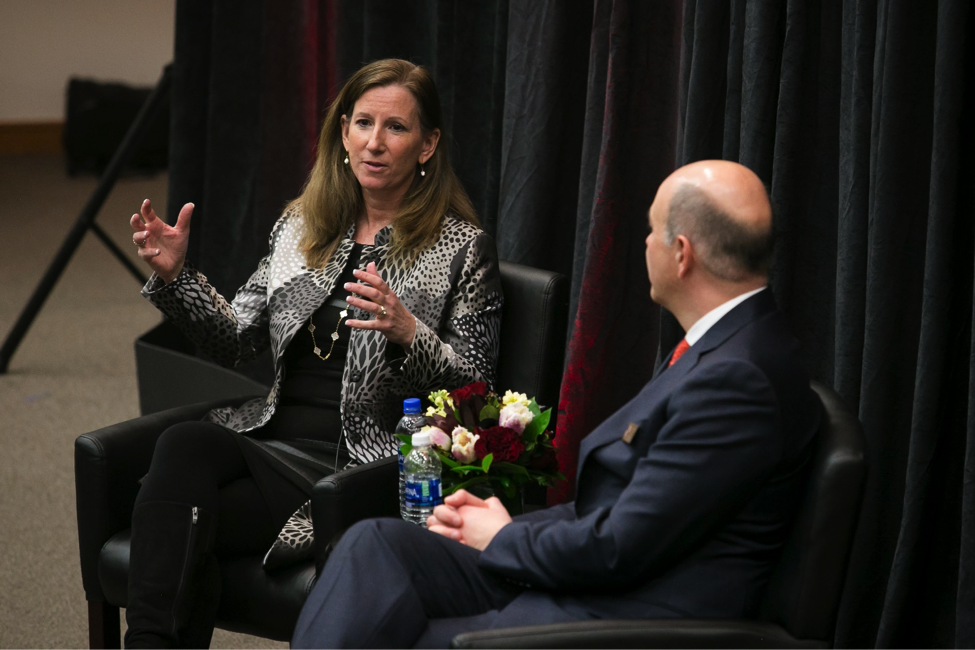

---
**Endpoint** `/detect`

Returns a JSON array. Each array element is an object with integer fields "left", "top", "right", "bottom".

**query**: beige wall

[{"left": 0, "top": 0, "right": 175, "bottom": 122}]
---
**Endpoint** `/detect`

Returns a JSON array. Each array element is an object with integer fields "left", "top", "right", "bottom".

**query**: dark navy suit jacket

[{"left": 477, "top": 290, "right": 821, "bottom": 625}]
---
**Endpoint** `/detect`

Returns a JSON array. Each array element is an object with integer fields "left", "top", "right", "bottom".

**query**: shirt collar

[
  {"left": 343, "top": 222, "right": 393, "bottom": 248},
  {"left": 683, "top": 286, "right": 767, "bottom": 346}
]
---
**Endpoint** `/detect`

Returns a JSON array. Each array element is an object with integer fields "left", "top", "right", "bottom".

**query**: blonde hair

[{"left": 291, "top": 58, "right": 479, "bottom": 268}]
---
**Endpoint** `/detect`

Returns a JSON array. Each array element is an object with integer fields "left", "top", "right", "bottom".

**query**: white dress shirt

[{"left": 683, "top": 286, "right": 767, "bottom": 346}]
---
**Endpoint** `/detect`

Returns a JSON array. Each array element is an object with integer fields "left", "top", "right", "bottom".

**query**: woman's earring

[
  {"left": 420, "top": 163, "right": 426, "bottom": 177},
  {"left": 344, "top": 151, "right": 349, "bottom": 165}
]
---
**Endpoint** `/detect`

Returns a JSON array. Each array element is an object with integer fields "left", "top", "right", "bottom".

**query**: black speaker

[{"left": 63, "top": 78, "right": 169, "bottom": 176}]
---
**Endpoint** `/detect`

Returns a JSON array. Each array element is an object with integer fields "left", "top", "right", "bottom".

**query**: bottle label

[{"left": 404, "top": 478, "right": 442, "bottom": 508}]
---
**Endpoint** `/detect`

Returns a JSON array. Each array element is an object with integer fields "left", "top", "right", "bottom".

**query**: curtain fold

[
  {"left": 872, "top": 2, "right": 973, "bottom": 645},
  {"left": 170, "top": 0, "right": 336, "bottom": 295},
  {"left": 958, "top": 41, "right": 975, "bottom": 641},
  {"left": 676, "top": 0, "right": 975, "bottom": 646},
  {"left": 496, "top": 0, "right": 592, "bottom": 279},
  {"left": 335, "top": 0, "right": 509, "bottom": 235},
  {"left": 548, "top": 0, "right": 682, "bottom": 502}
]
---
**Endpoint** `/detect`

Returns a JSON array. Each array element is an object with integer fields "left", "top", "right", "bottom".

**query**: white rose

[
  {"left": 498, "top": 402, "right": 533, "bottom": 434},
  {"left": 451, "top": 426, "right": 479, "bottom": 464}
]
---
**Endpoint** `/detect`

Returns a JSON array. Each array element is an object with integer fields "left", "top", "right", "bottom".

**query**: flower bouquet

[{"left": 395, "top": 382, "right": 564, "bottom": 511}]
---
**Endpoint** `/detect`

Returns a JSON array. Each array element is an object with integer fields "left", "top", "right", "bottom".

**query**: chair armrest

[
  {"left": 449, "top": 619, "right": 829, "bottom": 649},
  {"left": 311, "top": 456, "right": 399, "bottom": 571},
  {"left": 74, "top": 396, "right": 257, "bottom": 601}
]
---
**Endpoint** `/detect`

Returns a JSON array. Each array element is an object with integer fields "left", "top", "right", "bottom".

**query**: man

[{"left": 292, "top": 160, "right": 822, "bottom": 648}]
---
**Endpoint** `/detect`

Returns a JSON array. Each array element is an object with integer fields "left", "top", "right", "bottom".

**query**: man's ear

[{"left": 675, "top": 235, "right": 693, "bottom": 279}]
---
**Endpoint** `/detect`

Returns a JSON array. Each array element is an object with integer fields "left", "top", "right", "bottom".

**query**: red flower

[
  {"left": 450, "top": 382, "right": 487, "bottom": 404},
  {"left": 474, "top": 426, "right": 525, "bottom": 463},
  {"left": 450, "top": 382, "right": 489, "bottom": 429}
]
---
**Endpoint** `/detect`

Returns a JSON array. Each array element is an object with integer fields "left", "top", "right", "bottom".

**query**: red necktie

[{"left": 669, "top": 338, "right": 690, "bottom": 366}]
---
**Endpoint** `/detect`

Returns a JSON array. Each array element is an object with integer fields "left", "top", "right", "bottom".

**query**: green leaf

[
  {"left": 443, "top": 474, "right": 492, "bottom": 495},
  {"left": 521, "top": 407, "right": 552, "bottom": 446},
  {"left": 437, "top": 452, "right": 460, "bottom": 469},
  {"left": 493, "top": 462, "right": 530, "bottom": 477},
  {"left": 449, "top": 465, "right": 487, "bottom": 476},
  {"left": 528, "top": 400, "right": 542, "bottom": 418},
  {"left": 481, "top": 454, "right": 493, "bottom": 473},
  {"left": 394, "top": 433, "right": 413, "bottom": 445},
  {"left": 534, "top": 407, "right": 552, "bottom": 433},
  {"left": 479, "top": 404, "right": 500, "bottom": 421}
]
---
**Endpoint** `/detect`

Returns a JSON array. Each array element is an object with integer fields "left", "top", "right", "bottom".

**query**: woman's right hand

[{"left": 130, "top": 199, "right": 193, "bottom": 284}]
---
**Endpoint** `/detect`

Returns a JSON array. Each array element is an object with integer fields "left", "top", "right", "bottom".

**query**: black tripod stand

[{"left": 0, "top": 64, "right": 172, "bottom": 374}]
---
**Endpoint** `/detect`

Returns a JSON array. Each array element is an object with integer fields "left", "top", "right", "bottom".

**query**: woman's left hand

[{"left": 344, "top": 262, "right": 416, "bottom": 349}]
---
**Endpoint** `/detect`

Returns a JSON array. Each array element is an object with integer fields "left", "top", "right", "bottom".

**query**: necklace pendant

[
  {"left": 313, "top": 346, "right": 322, "bottom": 356},
  {"left": 340, "top": 309, "right": 348, "bottom": 318},
  {"left": 308, "top": 323, "right": 316, "bottom": 333},
  {"left": 330, "top": 332, "right": 340, "bottom": 341}
]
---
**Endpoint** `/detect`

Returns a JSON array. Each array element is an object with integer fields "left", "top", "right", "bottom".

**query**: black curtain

[
  {"left": 334, "top": 0, "right": 510, "bottom": 237},
  {"left": 678, "top": 0, "right": 975, "bottom": 646},
  {"left": 169, "top": 0, "right": 334, "bottom": 295},
  {"left": 168, "top": 0, "right": 975, "bottom": 645}
]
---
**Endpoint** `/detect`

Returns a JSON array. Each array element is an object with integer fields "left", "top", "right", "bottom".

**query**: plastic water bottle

[
  {"left": 395, "top": 398, "right": 426, "bottom": 521},
  {"left": 402, "top": 430, "right": 443, "bottom": 526}
]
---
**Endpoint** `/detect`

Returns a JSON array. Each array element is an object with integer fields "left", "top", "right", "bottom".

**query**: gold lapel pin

[{"left": 622, "top": 422, "right": 639, "bottom": 444}]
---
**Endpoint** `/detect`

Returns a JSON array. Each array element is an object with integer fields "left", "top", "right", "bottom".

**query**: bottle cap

[
  {"left": 411, "top": 431, "right": 430, "bottom": 446},
  {"left": 403, "top": 397, "right": 422, "bottom": 414}
]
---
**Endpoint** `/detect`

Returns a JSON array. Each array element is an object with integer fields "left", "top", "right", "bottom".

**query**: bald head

[{"left": 660, "top": 161, "right": 773, "bottom": 281}]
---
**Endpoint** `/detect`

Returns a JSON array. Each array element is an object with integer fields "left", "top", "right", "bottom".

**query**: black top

[{"left": 267, "top": 243, "right": 364, "bottom": 446}]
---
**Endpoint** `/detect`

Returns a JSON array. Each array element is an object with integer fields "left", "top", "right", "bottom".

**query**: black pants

[
  {"left": 134, "top": 420, "right": 307, "bottom": 558},
  {"left": 291, "top": 518, "right": 525, "bottom": 648}
]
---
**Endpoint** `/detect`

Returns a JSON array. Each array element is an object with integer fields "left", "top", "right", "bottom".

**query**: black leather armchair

[
  {"left": 449, "top": 381, "right": 867, "bottom": 649},
  {"left": 75, "top": 260, "right": 568, "bottom": 647}
]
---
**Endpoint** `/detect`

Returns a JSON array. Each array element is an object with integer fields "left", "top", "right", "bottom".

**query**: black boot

[
  {"left": 124, "top": 501, "right": 218, "bottom": 649},
  {"left": 178, "top": 554, "right": 221, "bottom": 649}
]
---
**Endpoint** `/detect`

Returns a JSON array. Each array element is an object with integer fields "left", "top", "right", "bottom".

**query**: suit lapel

[
  {"left": 686, "top": 289, "right": 776, "bottom": 361},
  {"left": 576, "top": 290, "right": 777, "bottom": 473}
]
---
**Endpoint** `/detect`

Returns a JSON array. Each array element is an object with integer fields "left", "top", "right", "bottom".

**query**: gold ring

[{"left": 378, "top": 305, "right": 388, "bottom": 319}]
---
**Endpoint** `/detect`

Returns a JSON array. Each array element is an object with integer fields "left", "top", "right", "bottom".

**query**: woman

[{"left": 124, "top": 59, "right": 502, "bottom": 648}]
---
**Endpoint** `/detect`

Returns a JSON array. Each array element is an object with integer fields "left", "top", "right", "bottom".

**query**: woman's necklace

[{"left": 308, "top": 307, "right": 348, "bottom": 361}]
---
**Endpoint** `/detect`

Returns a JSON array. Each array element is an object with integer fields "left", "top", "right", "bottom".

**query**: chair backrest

[
  {"left": 496, "top": 261, "right": 569, "bottom": 411},
  {"left": 759, "top": 380, "right": 867, "bottom": 643}
]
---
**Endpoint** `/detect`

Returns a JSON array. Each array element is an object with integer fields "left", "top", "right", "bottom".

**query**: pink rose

[{"left": 422, "top": 425, "right": 451, "bottom": 452}]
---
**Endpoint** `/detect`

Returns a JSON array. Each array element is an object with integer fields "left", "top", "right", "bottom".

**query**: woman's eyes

[{"left": 354, "top": 119, "right": 408, "bottom": 133}]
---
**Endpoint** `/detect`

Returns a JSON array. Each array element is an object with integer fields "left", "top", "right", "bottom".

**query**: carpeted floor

[{"left": 0, "top": 154, "right": 287, "bottom": 649}]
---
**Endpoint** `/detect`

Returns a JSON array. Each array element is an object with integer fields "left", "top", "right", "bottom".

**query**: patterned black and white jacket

[{"left": 142, "top": 205, "right": 503, "bottom": 467}]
